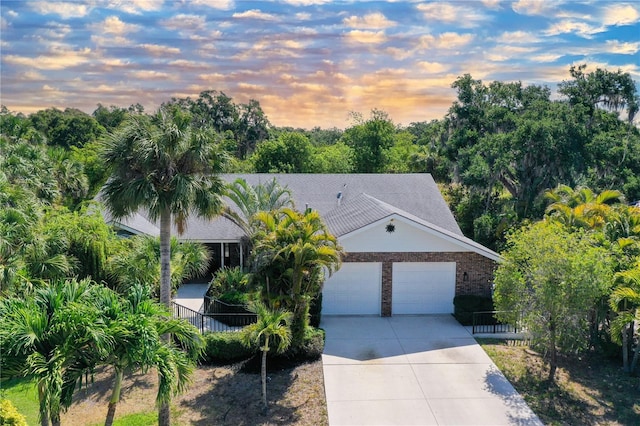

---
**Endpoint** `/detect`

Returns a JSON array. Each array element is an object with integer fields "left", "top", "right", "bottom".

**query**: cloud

[
  {"left": 39, "top": 22, "right": 72, "bottom": 40},
  {"left": 416, "top": 61, "right": 450, "bottom": 73},
  {"left": 419, "top": 32, "right": 474, "bottom": 49},
  {"left": 495, "top": 30, "right": 540, "bottom": 44},
  {"left": 106, "top": 0, "right": 163, "bottom": 14},
  {"left": 605, "top": 40, "right": 640, "bottom": 55},
  {"left": 29, "top": 1, "right": 89, "bottom": 18},
  {"left": 345, "top": 30, "right": 387, "bottom": 44},
  {"left": 129, "top": 70, "right": 173, "bottom": 80},
  {"left": 4, "top": 46, "right": 92, "bottom": 70},
  {"left": 529, "top": 53, "right": 564, "bottom": 63},
  {"left": 280, "top": 0, "right": 332, "bottom": 5},
  {"left": 232, "top": 9, "right": 279, "bottom": 21},
  {"left": 544, "top": 20, "right": 605, "bottom": 38},
  {"left": 139, "top": 44, "right": 181, "bottom": 56},
  {"left": 190, "top": 0, "right": 234, "bottom": 10},
  {"left": 161, "top": 14, "right": 206, "bottom": 31},
  {"left": 416, "top": 2, "right": 487, "bottom": 28},
  {"left": 481, "top": 0, "right": 502, "bottom": 9},
  {"left": 343, "top": 12, "right": 397, "bottom": 29},
  {"left": 603, "top": 4, "right": 640, "bottom": 26},
  {"left": 512, "top": 0, "right": 556, "bottom": 16},
  {"left": 93, "top": 16, "right": 139, "bottom": 35}
]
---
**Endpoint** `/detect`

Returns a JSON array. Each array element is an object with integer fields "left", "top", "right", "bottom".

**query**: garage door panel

[
  {"left": 323, "top": 262, "right": 381, "bottom": 315},
  {"left": 392, "top": 262, "right": 455, "bottom": 314}
]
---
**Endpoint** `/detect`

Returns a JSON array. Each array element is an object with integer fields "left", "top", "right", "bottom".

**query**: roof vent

[{"left": 336, "top": 184, "right": 347, "bottom": 206}]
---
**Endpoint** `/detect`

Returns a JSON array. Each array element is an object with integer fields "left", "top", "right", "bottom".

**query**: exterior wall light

[{"left": 385, "top": 219, "right": 395, "bottom": 233}]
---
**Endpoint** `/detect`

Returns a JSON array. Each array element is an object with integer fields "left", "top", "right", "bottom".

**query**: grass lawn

[
  {"left": 1, "top": 377, "right": 39, "bottom": 426},
  {"left": 478, "top": 338, "right": 640, "bottom": 425}
]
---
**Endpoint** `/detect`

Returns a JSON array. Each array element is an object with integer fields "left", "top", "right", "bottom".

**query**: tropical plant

[
  {"left": 240, "top": 301, "right": 292, "bottom": 411},
  {"left": 107, "top": 235, "right": 210, "bottom": 297},
  {"left": 0, "top": 278, "right": 112, "bottom": 426},
  {"left": 100, "top": 106, "right": 225, "bottom": 425},
  {"left": 93, "top": 284, "right": 203, "bottom": 426},
  {"left": 250, "top": 208, "right": 342, "bottom": 347},
  {"left": 493, "top": 221, "right": 615, "bottom": 382},
  {"left": 609, "top": 262, "right": 640, "bottom": 375},
  {"left": 224, "top": 177, "right": 293, "bottom": 238},
  {"left": 545, "top": 184, "right": 624, "bottom": 230}
]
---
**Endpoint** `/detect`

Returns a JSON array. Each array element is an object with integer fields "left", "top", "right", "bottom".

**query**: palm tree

[
  {"left": 545, "top": 184, "right": 623, "bottom": 229},
  {"left": 610, "top": 262, "right": 640, "bottom": 375},
  {"left": 240, "top": 301, "right": 292, "bottom": 412},
  {"left": 94, "top": 284, "right": 203, "bottom": 426},
  {"left": 224, "top": 177, "right": 293, "bottom": 236},
  {"left": 250, "top": 208, "right": 342, "bottom": 346},
  {"left": 0, "top": 278, "right": 111, "bottom": 426},
  {"left": 101, "top": 106, "right": 226, "bottom": 308},
  {"left": 100, "top": 106, "right": 225, "bottom": 425},
  {"left": 107, "top": 235, "right": 210, "bottom": 296}
]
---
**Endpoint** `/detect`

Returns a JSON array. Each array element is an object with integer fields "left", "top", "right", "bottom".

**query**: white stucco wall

[{"left": 339, "top": 216, "right": 469, "bottom": 253}]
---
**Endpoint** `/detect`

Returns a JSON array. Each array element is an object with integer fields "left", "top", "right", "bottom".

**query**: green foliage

[
  {"left": 312, "top": 142, "right": 354, "bottom": 173},
  {"left": 494, "top": 221, "right": 615, "bottom": 381},
  {"left": 309, "top": 292, "right": 322, "bottom": 328},
  {"left": 0, "top": 378, "right": 38, "bottom": 426},
  {"left": 250, "top": 208, "right": 342, "bottom": 348},
  {"left": 0, "top": 398, "right": 28, "bottom": 426},
  {"left": 202, "top": 332, "right": 254, "bottom": 364},
  {"left": 208, "top": 266, "right": 250, "bottom": 303},
  {"left": 30, "top": 107, "right": 105, "bottom": 149},
  {"left": 252, "top": 132, "right": 314, "bottom": 173},
  {"left": 341, "top": 109, "right": 395, "bottom": 173},
  {"left": 453, "top": 295, "right": 494, "bottom": 325}
]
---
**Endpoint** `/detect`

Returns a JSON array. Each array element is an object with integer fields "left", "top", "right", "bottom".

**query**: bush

[
  {"left": 208, "top": 267, "right": 249, "bottom": 300},
  {"left": 309, "top": 292, "right": 322, "bottom": 328},
  {"left": 202, "top": 332, "right": 255, "bottom": 364},
  {"left": 0, "top": 399, "right": 28, "bottom": 426},
  {"left": 453, "top": 295, "right": 494, "bottom": 325},
  {"left": 283, "top": 326, "right": 325, "bottom": 360}
]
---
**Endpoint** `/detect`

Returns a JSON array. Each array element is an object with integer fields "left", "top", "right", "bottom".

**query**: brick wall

[{"left": 343, "top": 251, "right": 496, "bottom": 316}]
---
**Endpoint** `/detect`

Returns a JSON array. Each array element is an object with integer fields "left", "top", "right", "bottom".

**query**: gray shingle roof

[{"left": 100, "top": 173, "right": 464, "bottom": 242}]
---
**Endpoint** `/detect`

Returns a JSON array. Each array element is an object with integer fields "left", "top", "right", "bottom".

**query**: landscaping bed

[
  {"left": 53, "top": 359, "right": 328, "bottom": 425},
  {"left": 479, "top": 339, "right": 640, "bottom": 425}
]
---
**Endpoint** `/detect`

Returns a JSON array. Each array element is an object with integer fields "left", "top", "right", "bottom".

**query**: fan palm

[
  {"left": 101, "top": 106, "right": 225, "bottom": 425},
  {"left": 240, "top": 301, "right": 292, "bottom": 411},
  {"left": 610, "top": 262, "right": 640, "bottom": 374}
]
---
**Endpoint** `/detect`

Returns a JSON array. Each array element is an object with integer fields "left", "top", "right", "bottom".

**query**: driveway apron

[{"left": 321, "top": 315, "right": 542, "bottom": 425}]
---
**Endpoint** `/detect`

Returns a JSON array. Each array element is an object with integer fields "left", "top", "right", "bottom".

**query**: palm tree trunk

[
  {"left": 548, "top": 320, "right": 557, "bottom": 383},
  {"left": 622, "top": 323, "right": 630, "bottom": 372},
  {"left": 38, "top": 381, "right": 50, "bottom": 426},
  {"left": 159, "top": 207, "right": 172, "bottom": 426},
  {"left": 262, "top": 340, "right": 269, "bottom": 412},
  {"left": 159, "top": 207, "right": 172, "bottom": 309},
  {"left": 105, "top": 368, "right": 124, "bottom": 426},
  {"left": 158, "top": 402, "right": 170, "bottom": 426},
  {"left": 630, "top": 321, "right": 639, "bottom": 374}
]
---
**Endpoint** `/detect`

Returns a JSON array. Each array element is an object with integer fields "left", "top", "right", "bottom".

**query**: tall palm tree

[
  {"left": 101, "top": 106, "right": 225, "bottom": 425},
  {"left": 0, "top": 278, "right": 111, "bottom": 426},
  {"left": 240, "top": 301, "right": 292, "bottom": 412},
  {"left": 101, "top": 106, "right": 226, "bottom": 308},
  {"left": 251, "top": 208, "right": 342, "bottom": 346}
]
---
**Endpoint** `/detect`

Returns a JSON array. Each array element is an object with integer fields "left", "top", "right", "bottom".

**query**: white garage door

[
  {"left": 392, "top": 262, "right": 456, "bottom": 314},
  {"left": 322, "top": 262, "right": 381, "bottom": 315}
]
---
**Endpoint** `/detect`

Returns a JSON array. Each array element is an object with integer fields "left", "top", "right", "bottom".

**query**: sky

[{"left": 1, "top": 0, "right": 639, "bottom": 129}]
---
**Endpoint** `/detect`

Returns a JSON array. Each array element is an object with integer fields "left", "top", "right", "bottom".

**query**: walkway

[
  {"left": 321, "top": 315, "right": 542, "bottom": 426},
  {"left": 173, "top": 283, "right": 209, "bottom": 312}
]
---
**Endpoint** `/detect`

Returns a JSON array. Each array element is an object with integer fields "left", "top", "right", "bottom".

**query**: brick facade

[{"left": 343, "top": 251, "right": 496, "bottom": 316}]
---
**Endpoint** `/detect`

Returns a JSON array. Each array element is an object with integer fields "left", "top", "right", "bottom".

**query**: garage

[
  {"left": 322, "top": 262, "right": 381, "bottom": 315},
  {"left": 392, "top": 262, "right": 456, "bottom": 314}
]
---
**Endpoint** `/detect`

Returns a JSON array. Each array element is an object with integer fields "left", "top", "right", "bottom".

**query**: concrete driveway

[{"left": 321, "top": 315, "right": 542, "bottom": 426}]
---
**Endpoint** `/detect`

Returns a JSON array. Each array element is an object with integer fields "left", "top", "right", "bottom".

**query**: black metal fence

[
  {"left": 171, "top": 301, "right": 256, "bottom": 334},
  {"left": 472, "top": 310, "right": 520, "bottom": 334}
]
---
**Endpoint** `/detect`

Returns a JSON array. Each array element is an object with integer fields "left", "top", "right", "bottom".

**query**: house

[{"left": 105, "top": 173, "right": 500, "bottom": 317}]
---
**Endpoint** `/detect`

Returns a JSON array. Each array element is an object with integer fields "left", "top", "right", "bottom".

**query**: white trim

[{"left": 339, "top": 213, "right": 502, "bottom": 261}]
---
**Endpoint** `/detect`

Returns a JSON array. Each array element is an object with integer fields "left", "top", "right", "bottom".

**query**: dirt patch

[{"left": 62, "top": 359, "right": 328, "bottom": 425}]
